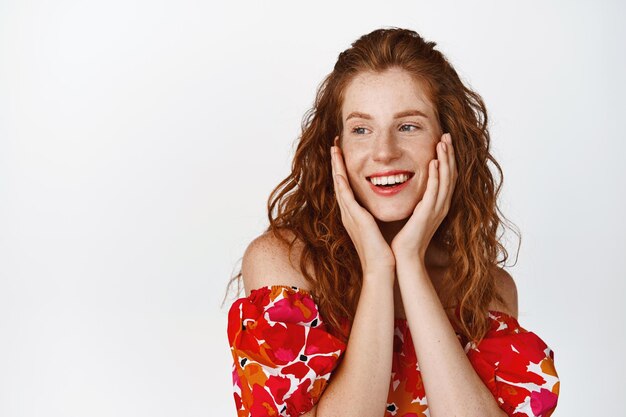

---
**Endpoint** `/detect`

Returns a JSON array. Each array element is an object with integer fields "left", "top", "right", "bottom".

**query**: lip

[
  {"left": 367, "top": 169, "right": 414, "bottom": 179},
  {"left": 367, "top": 174, "right": 413, "bottom": 196}
]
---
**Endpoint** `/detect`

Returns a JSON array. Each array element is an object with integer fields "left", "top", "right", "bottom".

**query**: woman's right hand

[{"left": 331, "top": 136, "right": 396, "bottom": 276}]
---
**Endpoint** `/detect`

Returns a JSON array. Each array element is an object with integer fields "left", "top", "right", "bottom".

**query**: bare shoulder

[
  {"left": 488, "top": 265, "right": 519, "bottom": 319},
  {"left": 241, "top": 229, "right": 314, "bottom": 297}
]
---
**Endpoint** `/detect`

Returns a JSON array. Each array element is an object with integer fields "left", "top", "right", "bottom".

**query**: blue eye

[
  {"left": 400, "top": 124, "right": 421, "bottom": 132},
  {"left": 351, "top": 127, "right": 368, "bottom": 135},
  {"left": 350, "top": 124, "right": 420, "bottom": 135}
]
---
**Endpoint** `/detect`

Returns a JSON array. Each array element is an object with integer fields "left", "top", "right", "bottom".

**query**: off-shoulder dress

[{"left": 227, "top": 285, "right": 560, "bottom": 417}]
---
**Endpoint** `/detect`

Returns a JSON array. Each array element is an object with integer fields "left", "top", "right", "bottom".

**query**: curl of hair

[{"left": 223, "top": 27, "right": 521, "bottom": 345}]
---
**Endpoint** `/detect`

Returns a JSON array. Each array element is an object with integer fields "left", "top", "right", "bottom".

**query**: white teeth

[{"left": 369, "top": 173, "right": 410, "bottom": 186}]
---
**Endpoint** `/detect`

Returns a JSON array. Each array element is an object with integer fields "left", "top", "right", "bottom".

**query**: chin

[{"left": 370, "top": 206, "right": 414, "bottom": 223}]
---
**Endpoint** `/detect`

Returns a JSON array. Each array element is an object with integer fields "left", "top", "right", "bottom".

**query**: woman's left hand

[{"left": 390, "top": 132, "right": 457, "bottom": 262}]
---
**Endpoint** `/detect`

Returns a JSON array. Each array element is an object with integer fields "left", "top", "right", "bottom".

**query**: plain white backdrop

[{"left": 1, "top": 1, "right": 624, "bottom": 416}]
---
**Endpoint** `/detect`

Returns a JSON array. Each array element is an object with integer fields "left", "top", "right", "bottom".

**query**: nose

[{"left": 372, "top": 129, "right": 402, "bottom": 163}]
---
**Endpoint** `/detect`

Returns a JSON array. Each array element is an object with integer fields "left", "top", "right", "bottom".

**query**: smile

[
  {"left": 366, "top": 172, "right": 414, "bottom": 196},
  {"left": 368, "top": 173, "right": 411, "bottom": 186}
]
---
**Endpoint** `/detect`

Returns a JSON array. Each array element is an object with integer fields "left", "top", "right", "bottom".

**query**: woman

[{"left": 224, "top": 27, "right": 560, "bottom": 417}]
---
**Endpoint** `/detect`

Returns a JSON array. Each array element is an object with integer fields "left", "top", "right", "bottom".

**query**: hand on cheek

[
  {"left": 390, "top": 132, "right": 457, "bottom": 262},
  {"left": 331, "top": 136, "right": 396, "bottom": 274}
]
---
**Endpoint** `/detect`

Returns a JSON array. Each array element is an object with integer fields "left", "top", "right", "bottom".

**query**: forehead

[{"left": 341, "top": 68, "right": 436, "bottom": 120}]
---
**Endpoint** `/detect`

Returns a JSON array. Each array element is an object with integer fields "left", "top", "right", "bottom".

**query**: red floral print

[
  {"left": 227, "top": 285, "right": 560, "bottom": 417},
  {"left": 228, "top": 286, "right": 346, "bottom": 417}
]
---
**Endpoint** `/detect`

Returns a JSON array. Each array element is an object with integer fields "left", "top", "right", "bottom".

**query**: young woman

[{"left": 224, "top": 27, "right": 560, "bottom": 417}]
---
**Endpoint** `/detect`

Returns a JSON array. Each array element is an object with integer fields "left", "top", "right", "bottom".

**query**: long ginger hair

[{"left": 223, "top": 27, "right": 520, "bottom": 345}]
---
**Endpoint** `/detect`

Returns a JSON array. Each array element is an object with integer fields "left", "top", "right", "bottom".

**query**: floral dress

[{"left": 227, "top": 285, "right": 560, "bottom": 417}]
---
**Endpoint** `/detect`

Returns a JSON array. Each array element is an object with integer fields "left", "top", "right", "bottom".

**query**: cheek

[
  {"left": 418, "top": 153, "right": 435, "bottom": 167},
  {"left": 341, "top": 150, "right": 361, "bottom": 178},
  {"left": 409, "top": 145, "right": 437, "bottom": 167},
  {"left": 343, "top": 159, "right": 360, "bottom": 183}
]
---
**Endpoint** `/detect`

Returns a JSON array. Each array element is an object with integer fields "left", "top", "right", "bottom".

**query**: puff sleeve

[
  {"left": 465, "top": 311, "right": 560, "bottom": 417},
  {"left": 227, "top": 285, "right": 347, "bottom": 417}
]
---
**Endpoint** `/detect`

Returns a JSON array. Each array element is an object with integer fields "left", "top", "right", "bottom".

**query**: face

[{"left": 339, "top": 67, "right": 443, "bottom": 222}]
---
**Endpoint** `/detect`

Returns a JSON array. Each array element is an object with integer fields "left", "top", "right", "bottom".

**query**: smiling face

[{"left": 339, "top": 67, "right": 443, "bottom": 222}]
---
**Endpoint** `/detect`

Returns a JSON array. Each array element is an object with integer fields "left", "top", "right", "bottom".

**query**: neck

[
  {"left": 376, "top": 218, "right": 407, "bottom": 246},
  {"left": 376, "top": 218, "right": 449, "bottom": 268}
]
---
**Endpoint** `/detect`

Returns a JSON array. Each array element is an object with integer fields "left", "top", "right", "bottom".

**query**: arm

[
  {"left": 241, "top": 232, "right": 395, "bottom": 417},
  {"left": 395, "top": 258, "right": 506, "bottom": 417},
  {"left": 387, "top": 133, "right": 507, "bottom": 416},
  {"left": 315, "top": 267, "right": 395, "bottom": 417},
  {"left": 315, "top": 140, "right": 399, "bottom": 417}
]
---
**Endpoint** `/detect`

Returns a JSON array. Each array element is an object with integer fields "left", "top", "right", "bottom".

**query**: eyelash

[{"left": 351, "top": 124, "right": 421, "bottom": 135}]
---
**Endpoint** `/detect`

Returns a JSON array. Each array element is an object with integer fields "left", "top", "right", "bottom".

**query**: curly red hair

[{"left": 224, "top": 27, "right": 520, "bottom": 345}]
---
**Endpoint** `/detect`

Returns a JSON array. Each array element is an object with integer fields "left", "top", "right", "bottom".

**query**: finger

[
  {"left": 331, "top": 147, "right": 356, "bottom": 222},
  {"left": 332, "top": 138, "right": 350, "bottom": 183},
  {"left": 331, "top": 143, "right": 358, "bottom": 205},
  {"left": 331, "top": 146, "right": 367, "bottom": 223},
  {"left": 435, "top": 136, "right": 450, "bottom": 213},
  {"left": 330, "top": 143, "right": 342, "bottom": 202},
  {"left": 442, "top": 133, "right": 457, "bottom": 180},
  {"left": 331, "top": 135, "right": 340, "bottom": 178},
  {"left": 441, "top": 133, "right": 457, "bottom": 210},
  {"left": 421, "top": 158, "right": 439, "bottom": 211},
  {"left": 334, "top": 172, "right": 357, "bottom": 221}
]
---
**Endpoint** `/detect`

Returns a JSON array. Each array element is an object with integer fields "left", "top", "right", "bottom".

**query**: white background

[{"left": 1, "top": 1, "right": 624, "bottom": 416}]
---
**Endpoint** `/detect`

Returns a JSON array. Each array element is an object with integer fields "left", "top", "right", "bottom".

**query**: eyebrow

[{"left": 345, "top": 109, "right": 429, "bottom": 121}]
